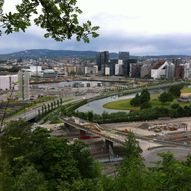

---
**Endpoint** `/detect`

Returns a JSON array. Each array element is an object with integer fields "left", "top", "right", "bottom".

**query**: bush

[{"left": 159, "top": 92, "right": 174, "bottom": 103}]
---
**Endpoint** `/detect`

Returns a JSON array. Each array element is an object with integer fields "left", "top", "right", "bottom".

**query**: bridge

[
  {"left": 63, "top": 117, "right": 124, "bottom": 144},
  {"left": 5, "top": 97, "right": 68, "bottom": 122},
  {"left": 62, "top": 117, "right": 165, "bottom": 154},
  {"left": 62, "top": 117, "right": 191, "bottom": 153}
]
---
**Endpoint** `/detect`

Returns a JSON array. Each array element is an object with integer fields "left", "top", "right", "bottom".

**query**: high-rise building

[
  {"left": 109, "top": 59, "right": 118, "bottom": 76},
  {"left": 118, "top": 52, "right": 130, "bottom": 61},
  {"left": 119, "top": 52, "right": 130, "bottom": 76},
  {"left": 96, "top": 51, "right": 109, "bottom": 74},
  {"left": 140, "top": 63, "right": 152, "bottom": 79},
  {"left": 166, "top": 62, "right": 175, "bottom": 80},
  {"left": 115, "top": 60, "right": 124, "bottom": 76},
  {"left": 174, "top": 64, "right": 184, "bottom": 80},
  {"left": 130, "top": 63, "right": 142, "bottom": 78},
  {"left": 18, "top": 70, "right": 30, "bottom": 101},
  {"left": 184, "top": 63, "right": 191, "bottom": 79}
]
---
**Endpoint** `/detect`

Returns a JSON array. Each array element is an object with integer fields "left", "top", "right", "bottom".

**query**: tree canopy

[
  {"left": 1, "top": 120, "right": 191, "bottom": 190},
  {"left": 0, "top": 0, "right": 99, "bottom": 42}
]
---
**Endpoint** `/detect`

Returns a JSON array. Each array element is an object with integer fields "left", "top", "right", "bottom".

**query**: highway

[{"left": 5, "top": 94, "right": 98, "bottom": 122}]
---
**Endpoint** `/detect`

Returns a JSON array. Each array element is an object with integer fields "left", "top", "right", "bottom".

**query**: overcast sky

[{"left": 1, "top": 0, "right": 191, "bottom": 55}]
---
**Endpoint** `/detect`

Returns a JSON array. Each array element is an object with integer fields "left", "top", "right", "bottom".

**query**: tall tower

[
  {"left": 18, "top": 70, "right": 30, "bottom": 101},
  {"left": 119, "top": 52, "right": 130, "bottom": 76},
  {"left": 119, "top": 52, "right": 129, "bottom": 61},
  {"left": 96, "top": 51, "right": 109, "bottom": 74}
]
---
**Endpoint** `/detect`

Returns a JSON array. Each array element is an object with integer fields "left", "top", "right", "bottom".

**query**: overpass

[
  {"left": 63, "top": 117, "right": 124, "bottom": 145},
  {"left": 62, "top": 117, "right": 166, "bottom": 153},
  {"left": 5, "top": 98, "right": 67, "bottom": 122},
  {"left": 62, "top": 117, "right": 191, "bottom": 152}
]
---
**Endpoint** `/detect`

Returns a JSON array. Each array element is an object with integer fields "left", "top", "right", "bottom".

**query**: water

[
  {"left": 77, "top": 94, "right": 136, "bottom": 115},
  {"left": 77, "top": 89, "right": 164, "bottom": 115}
]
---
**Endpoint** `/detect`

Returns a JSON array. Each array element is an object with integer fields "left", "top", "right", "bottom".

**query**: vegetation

[
  {"left": 1, "top": 122, "right": 191, "bottom": 191},
  {"left": 0, "top": 120, "right": 100, "bottom": 191},
  {"left": 169, "top": 84, "right": 183, "bottom": 98},
  {"left": 0, "top": 0, "right": 99, "bottom": 42},
  {"left": 181, "top": 87, "right": 191, "bottom": 93},
  {"left": 159, "top": 91, "right": 174, "bottom": 103},
  {"left": 76, "top": 100, "right": 191, "bottom": 123},
  {"left": 130, "top": 89, "right": 150, "bottom": 107},
  {"left": 103, "top": 98, "right": 139, "bottom": 111}
]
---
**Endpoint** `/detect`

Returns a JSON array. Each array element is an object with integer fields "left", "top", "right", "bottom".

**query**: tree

[
  {"left": 13, "top": 165, "right": 47, "bottom": 191},
  {"left": 130, "top": 93, "right": 140, "bottom": 107},
  {"left": 0, "top": 121, "right": 101, "bottom": 190},
  {"left": 0, "top": 0, "right": 99, "bottom": 42},
  {"left": 159, "top": 92, "right": 174, "bottom": 103},
  {"left": 130, "top": 89, "right": 150, "bottom": 107},
  {"left": 119, "top": 131, "right": 144, "bottom": 176},
  {"left": 169, "top": 85, "right": 183, "bottom": 98},
  {"left": 70, "top": 140, "right": 100, "bottom": 179},
  {"left": 139, "top": 89, "right": 150, "bottom": 104}
]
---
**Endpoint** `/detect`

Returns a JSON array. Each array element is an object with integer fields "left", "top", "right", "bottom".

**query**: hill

[{"left": 0, "top": 49, "right": 118, "bottom": 59}]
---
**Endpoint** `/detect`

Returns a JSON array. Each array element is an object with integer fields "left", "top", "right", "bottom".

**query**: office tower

[
  {"left": 18, "top": 70, "right": 30, "bottom": 101},
  {"left": 110, "top": 59, "right": 118, "bottom": 76},
  {"left": 129, "top": 63, "right": 142, "bottom": 78},
  {"left": 115, "top": 60, "right": 124, "bottom": 76},
  {"left": 96, "top": 51, "right": 109, "bottom": 74},
  {"left": 184, "top": 63, "right": 191, "bottom": 79},
  {"left": 119, "top": 52, "right": 129, "bottom": 61},
  {"left": 174, "top": 64, "right": 184, "bottom": 80},
  {"left": 119, "top": 52, "right": 130, "bottom": 76},
  {"left": 166, "top": 62, "right": 175, "bottom": 80}
]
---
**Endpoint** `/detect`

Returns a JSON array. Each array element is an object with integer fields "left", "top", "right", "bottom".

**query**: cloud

[
  {"left": 1, "top": 32, "right": 191, "bottom": 56},
  {"left": 2, "top": 0, "right": 191, "bottom": 55}
]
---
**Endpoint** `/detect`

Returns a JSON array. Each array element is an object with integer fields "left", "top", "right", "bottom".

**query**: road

[
  {"left": 5, "top": 93, "right": 99, "bottom": 122},
  {"left": 143, "top": 147, "right": 191, "bottom": 166}
]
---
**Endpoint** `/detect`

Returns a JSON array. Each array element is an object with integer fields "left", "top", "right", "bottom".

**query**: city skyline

[{"left": 1, "top": 0, "right": 191, "bottom": 55}]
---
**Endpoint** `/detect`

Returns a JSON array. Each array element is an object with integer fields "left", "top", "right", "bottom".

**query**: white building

[
  {"left": 18, "top": 70, "right": 30, "bottom": 101},
  {"left": 184, "top": 63, "right": 191, "bottom": 79},
  {"left": 115, "top": 60, "right": 124, "bottom": 75},
  {"left": 0, "top": 75, "right": 18, "bottom": 91},
  {"left": 151, "top": 61, "right": 168, "bottom": 79},
  {"left": 30, "top": 65, "right": 42, "bottom": 76},
  {"left": 105, "top": 67, "right": 110, "bottom": 76},
  {"left": 84, "top": 66, "right": 98, "bottom": 75}
]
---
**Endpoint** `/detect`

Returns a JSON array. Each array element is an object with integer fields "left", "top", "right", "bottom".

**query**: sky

[{"left": 1, "top": 0, "right": 191, "bottom": 55}]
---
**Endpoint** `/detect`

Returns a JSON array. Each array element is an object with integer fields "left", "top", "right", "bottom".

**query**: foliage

[
  {"left": 75, "top": 101, "right": 191, "bottom": 123},
  {"left": 169, "top": 84, "right": 183, "bottom": 98},
  {"left": 130, "top": 89, "right": 150, "bottom": 107},
  {"left": 159, "top": 91, "right": 174, "bottom": 103},
  {"left": 0, "top": 0, "right": 99, "bottom": 42},
  {"left": 1, "top": 122, "right": 191, "bottom": 190},
  {"left": 119, "top": 132, "right": 143, "bottom": 176},
  {"left": 0, "top": 120, "right": 100, "bottom": 191}
]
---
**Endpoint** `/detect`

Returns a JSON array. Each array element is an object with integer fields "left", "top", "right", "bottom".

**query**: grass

[
  {"left": 103, "top": 93, "right": 190, "bottom": 111},
  {"left": 103, "top": 99, "right": 139, "bottom": 111},
  {"left": 181, "top": 87, "right": 191, "bottom": 93}
]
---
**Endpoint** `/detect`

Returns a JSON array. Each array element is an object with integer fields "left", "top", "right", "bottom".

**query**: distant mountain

[
  {"left": 0, "top": 49, "right": 190, "bottom": 60},
  {"left": 0, "top": 49, "right": 118, "bottom": 60}
]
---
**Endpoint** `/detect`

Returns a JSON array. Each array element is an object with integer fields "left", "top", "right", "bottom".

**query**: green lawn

[
  {"left": 181, "top": 87, "right": 191, "bottom": 93},
  {"left": 103, "top": 93, "right": 190, "bottom": 111},
  {"left": 103, "top": 99, "right": 139, "bottom": 111}
]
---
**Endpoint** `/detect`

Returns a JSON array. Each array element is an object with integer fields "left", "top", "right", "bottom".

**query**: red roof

[{"left": 152, "top": 60, "right": 166, "bottom": 69}]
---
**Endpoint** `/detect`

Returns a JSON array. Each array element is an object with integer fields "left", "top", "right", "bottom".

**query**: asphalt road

[{"left": 143, "top": 146, "right": 191, "bottom": 166}]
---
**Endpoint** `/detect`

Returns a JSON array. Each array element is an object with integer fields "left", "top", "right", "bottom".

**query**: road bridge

[{"left": 5, "top": 98, "right": 67, "bottom": 122}]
